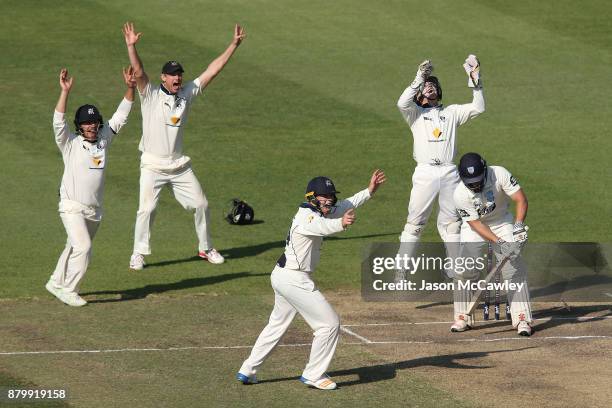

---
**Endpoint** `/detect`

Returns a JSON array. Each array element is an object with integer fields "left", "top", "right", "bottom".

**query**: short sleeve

[
  {"left": 138, "top": 81, "right": 154, "bottom": 103},
  {"left": 454, "top": 186, "right": 480, "bottom": 222},
  {"left": 495, "top": 166, "right": 521, "bottom": 196},
  {"left": 183, "top": 79, "right": 202, "bottom": 101}
]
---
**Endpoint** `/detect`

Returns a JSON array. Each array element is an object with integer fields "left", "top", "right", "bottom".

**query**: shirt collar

[{"left": 160, "top": 84, "right": 176, "bottom": 96}]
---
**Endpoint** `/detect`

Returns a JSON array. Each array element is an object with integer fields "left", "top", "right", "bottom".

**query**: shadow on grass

[
  {"left": 144, "top": 232, "right": 400, "bottom": 266},
  {"left": 481, "top": 304, "right": 612, "bottom": 335},
  {"left": 258, "top": 347, "right": 534, "bottom": 386},
  {"left": 81, "top": 272, "right": 269, "bottom": 303},
  {"left": 223, "top": 232, "right": 398, "bottom": 261}
]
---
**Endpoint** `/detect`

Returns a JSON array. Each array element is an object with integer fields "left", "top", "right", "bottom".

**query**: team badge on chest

[
  {"left": 86, "top": 138, "right": 106, "bottom": 169},
  {"left": 433, "top": 128, "right": 442, "bottom": 138},
  {"left": 166, "top": 95, "right": 187, "bottom": 127}
]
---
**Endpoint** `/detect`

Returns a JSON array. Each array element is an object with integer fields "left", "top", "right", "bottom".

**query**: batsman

[{"left": 451, "top": 153, "right": 533, "bottom": 336}]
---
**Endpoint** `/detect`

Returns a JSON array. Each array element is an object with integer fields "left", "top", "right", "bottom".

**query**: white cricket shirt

[
  {"left": 138, "top": 79, "right": 202, "bottom": 172},
  {"left": 397, "top": 81, "right": 485, "bottom": 165},
  {"left": 277, "top": 189, "right": 371, "bottom": 272},
  {"left": 54, "top": 98, "right": 132, "bottom": 208},
  {"left": 453, "top": 166, "right": 521, "bottom": 225}
]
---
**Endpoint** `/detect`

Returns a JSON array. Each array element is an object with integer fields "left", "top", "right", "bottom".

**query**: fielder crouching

[
  {"left": 451, "top": 153, "right": 533, "bottom": 336},
  {"left": 237, "top": 170, "right": 386, "bottom": 390}
]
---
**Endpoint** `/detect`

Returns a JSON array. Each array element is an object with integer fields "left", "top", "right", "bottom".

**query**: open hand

[
  {"left": 368, "top": 169, "right": 386, "bottom": 195},
  {"left": 123, "top": 22, "right": 142, "bottom": 46}
]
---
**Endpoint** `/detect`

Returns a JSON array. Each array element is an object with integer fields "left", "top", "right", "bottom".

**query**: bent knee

[{"left": 400, "top": 221, "right": 424, "bottom": 242}]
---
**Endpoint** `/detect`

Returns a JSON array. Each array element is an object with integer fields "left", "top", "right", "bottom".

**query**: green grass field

[{"left": 1, "top": 1, "right": 611, "bottom": 407}]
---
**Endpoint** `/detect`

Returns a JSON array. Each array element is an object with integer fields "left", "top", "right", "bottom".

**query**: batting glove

[
  {"left": 513, "top": 222, "right": 529, "bottom": 244},
  {"left": 463, "top": 54, "right": 481, "bottom": 88},
  {"left": 494, "top": 238, "right": 521, "bottom": 259}
]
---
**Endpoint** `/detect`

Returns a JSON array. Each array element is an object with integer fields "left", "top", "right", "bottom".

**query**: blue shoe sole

[{"left": 236, "top": 372, "right": 257, "bottom": 384}]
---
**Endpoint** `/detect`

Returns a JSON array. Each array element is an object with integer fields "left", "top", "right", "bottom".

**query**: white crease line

[
  {"left": 604, "top": 293, "right": 612, "bottom": 298},
  {"left": 457, "top": 335, "right": 612, "bottom": 343},
  {"left": 343, "top": 321, "right": 452, "bottom": 327},
  {"left": 342, "top": 315, "right": 612, "bottom": 328},
  {"left": 341, "top": 325, "right": 373, "bottom": 344},
  {"left": 0, "top": 343, "right": 312, "bottom": 356},
  {"left": 2, "top": 336, "right": 610, "bottom": 357}
]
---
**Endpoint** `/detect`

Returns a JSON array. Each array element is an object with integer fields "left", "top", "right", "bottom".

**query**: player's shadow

[
  {"left": 81, "top": 272, "right": 268, "bottom": 303},
  {"left": 143, "top": 233, "right": 398, "bottom": 267},
  {"left": 529, "top": 274, "right": 612, "bottom": 300},
  {"left": 223, "top": 232, "right": 398, "bottom": 260},
  {"left": 258, "top": 347, "right": 534, "bottom": 386},
  {"left": 482, "top": 304, "right": 612, "bottom": 335}
]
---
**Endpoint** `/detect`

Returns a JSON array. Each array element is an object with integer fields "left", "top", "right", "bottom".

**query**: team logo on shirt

[
  {"left": 171, "top": 116, "right": 180, "bottom": 124},
  {"left": 475, "top": 190, "right": 496, "bottom": 216},
  {"left": 433, "top": 128, "right": 442, "bottom": 138},
  {"left": 96, "top": 139, "right": 107, "bottom": 150},
  {"left": 510, "top": 175, "right": 518, "bottom": 186}
]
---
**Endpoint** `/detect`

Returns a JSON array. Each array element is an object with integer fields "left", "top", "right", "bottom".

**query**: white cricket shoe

[
  {"left": 129, "top": 253, "right": 145, "bottom": 270},
  {"left": 517, "top": 321, "right": 533, "bottom": 337},
  {"left": 300, "top": 375, "right": 337, "bottom": 390},
  {"left": 56, "top": 291, "right": 87, "bottom": 307},
  {"left": 198, "top": 249, "right": 225, "bottom": 264},
  {"left": 45, "top": 280, "right": 64, "bottom": 300},
  {"left": 450, "top": 316, "right": 472, "bottom": 332}
]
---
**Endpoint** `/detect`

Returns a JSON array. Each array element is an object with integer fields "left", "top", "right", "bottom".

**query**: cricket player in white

[
  {"left": 237, "top": 170, "right": 386, "bottom": 390},
  {"left": 122, "top": 22, "right": 246, "bottom": 269},
  {"left": 396, "top": 56, "right": 485, "bottom": 274},
  {"left": 452, "top": 153, "right": 533, "bottom": 336},
  {"left": 46, "top": 68, "right": 135, "bottom": 306}
]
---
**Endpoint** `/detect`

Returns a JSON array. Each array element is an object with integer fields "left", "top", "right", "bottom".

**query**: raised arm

[
  {"left": 397, "top": 60, "right": 432, "bottom": 125},
  {"left": 55, "top": 68, "right": 73, "bottom": 114},
  {"left": 122, "top": 65, "right": 136, "bottom": 102},
  {"left": 122, "top": 22, "right": 148, "bottom": 92},
  {"left": 107, "top": 66, "right": 136, "bottom": 134},
  {"left": 198, "top": 24, "right": 246, "bottom": 88},
  {"left": 53, "top": 69, "right": 73, "bottom": 149},
  {"left": 331, "top": 170, "right": 386, "bottom": 219},
  {"left": 454, "top": 55, "right": 485, "bottom": 125}
]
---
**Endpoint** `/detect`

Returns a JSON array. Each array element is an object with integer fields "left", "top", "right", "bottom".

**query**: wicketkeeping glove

[
  {"left": 413, "top": 60, "right": 433, "bottom": 87},
  {"left": 462, "top": 54, "right": 481, "bottom": 88}
]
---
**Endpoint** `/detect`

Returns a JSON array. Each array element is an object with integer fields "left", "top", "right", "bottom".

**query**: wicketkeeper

[{"left": 396, "top": 56, "right": 484, "bottom": 278}]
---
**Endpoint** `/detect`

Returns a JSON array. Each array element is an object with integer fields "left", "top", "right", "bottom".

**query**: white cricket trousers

[
  {"left": 133, "top": 167, "right": 212, "bottom": 255},
  {"left": 453, "top": 222, "right": 533, "bottom": 326},
  {"left": 240, "top": 266, "right": 340, "bottom": 381},
  {"left": 50, "top": 203, "right": 100, "bottom": 294},
  {"left": 400, "top": 164, "right": 461, "bottom": 243}
]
